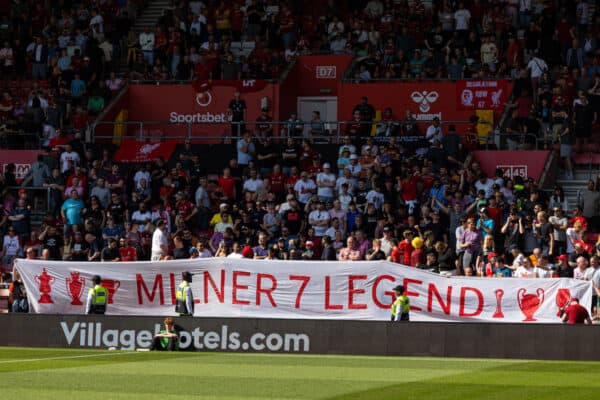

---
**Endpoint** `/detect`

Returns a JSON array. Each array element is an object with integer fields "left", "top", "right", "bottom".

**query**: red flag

[{"left": 113, "top": 139, "right": 178, "bottom": 163}]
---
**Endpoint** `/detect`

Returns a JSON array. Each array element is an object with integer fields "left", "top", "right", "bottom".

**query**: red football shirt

[
  {"left": 218, "top": 176, "right": 236, "bottom": 200},
  {"left": 564, "top": 303, "right": 590, "bottom": 324},
  {"left": 119, "top": 247, "right": 137, "bottom": 262}
]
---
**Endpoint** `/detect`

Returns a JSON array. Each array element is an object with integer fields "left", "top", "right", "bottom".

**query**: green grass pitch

[{"left": 1, "top": 347, "right": 599, "bottom": 399}]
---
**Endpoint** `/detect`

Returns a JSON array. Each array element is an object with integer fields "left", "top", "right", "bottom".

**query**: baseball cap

[
  {"left": 350, "top": 154, "right": 358, "bottom": 160},
  {"left": 557, "top": 254, "right": 568, "bottom": 261},
  {"left": 487, "top": 253, "right": 497, "bottom": 261},
  {"left": 241, "top": 245, "right": 254, "bottom": 258},
  {"left": 306, "top": 240, "right": 314, "bottom": 247},
  {"left": 323, "top": 163, "right": 331, "bottom": 169},
  {"left": 18, "top": 189, "right": 26, "bottom": 196},
  {"left": 575, "top": 240, "right": 585, "bottom": 247}
]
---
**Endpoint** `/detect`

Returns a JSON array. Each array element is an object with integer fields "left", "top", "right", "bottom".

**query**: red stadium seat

[
  {"left": 573, "top": 152, "right": 592, "bottom": 165},
  {"left": 583, "top": 143, "right": 599, "bottom": 153}
]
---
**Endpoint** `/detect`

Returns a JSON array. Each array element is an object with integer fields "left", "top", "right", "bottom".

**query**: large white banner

[{"left": 14, "top": 258, "right": 592, "bottom": 323}]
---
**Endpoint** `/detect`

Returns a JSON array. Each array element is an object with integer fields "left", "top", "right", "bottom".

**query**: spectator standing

[
  {"left": 294, "top": 172, "right": 317, "bottom": 205},
  {"left": 139, "top": 26, "right": 155, "bottom": 66},
  {"left": 237, "top": 132, "right": 255, "bottom": 167},
  {"left": 151, "top": 220, "right": 168, "bottom": 261},
  {"left": 527, "top": 52, "right": 548, "bottom": 102},
  {"left": 61, "top": 190, "right": 85, "bottom": 233},
  {"left": 581, "top": 180, "right": 600, "bottom": 231},
  {"left": 425, "top": 117, "right": 442, "bottom": 144},
  {"left": 228, "top": 91, "right": 246, "bottom": 136}
]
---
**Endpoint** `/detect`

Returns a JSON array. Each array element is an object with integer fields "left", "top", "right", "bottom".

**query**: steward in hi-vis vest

[
  {"left": 85, "top": 275, "right": 108, "bottom": 314},
  {"left": 175, "top": 271, "right": 194, "bottom": 316},
  {"left": 391, "top": 285, "right": 410, "bottom": 321}
]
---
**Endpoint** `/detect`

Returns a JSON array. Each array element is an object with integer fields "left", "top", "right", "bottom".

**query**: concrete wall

[{"left": 1, "top": 314, "right": 597, "bottom": 360}]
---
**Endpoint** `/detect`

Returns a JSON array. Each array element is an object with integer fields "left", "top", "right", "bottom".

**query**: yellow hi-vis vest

[
  {"left": 391, "top": 295, "right": 410, "bottom": 318},
  {"left": 175, "top": 281, "right": 190, "bottom": 314},
  {"left": 90, "top": 285, "right": 108, "bottom": 313}
]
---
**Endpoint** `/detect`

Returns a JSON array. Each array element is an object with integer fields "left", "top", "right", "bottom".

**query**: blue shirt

[
  {"left": 253, "top": 245, "right": 269, "bottom": 257},
  {"left": 237, "top": 139, "right": 254, "bottom": 165},
  {"left": 346, "top": 211, "right": 362, "bottom": 232},
  {"left": 71, "top": 79, "right": 85, "bottom": 97},
  {"left": 61, "top": 198, "right": 85, "bottom": 225},
  {"left": 477, "top": 217, "right": 495, "bottom": 238},
  {"left": 102, "top": 226, "right": 122, "bottom": 246},
  {"left": 57, "top": 55, "right": 71, "bottom": 71}
]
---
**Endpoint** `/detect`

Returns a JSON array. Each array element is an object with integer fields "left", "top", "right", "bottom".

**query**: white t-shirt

[
  {"left": 565, "top": 228, "right": 580, "bottom": 253},
  {"left": 151, "top": 228, "right": 167, "bottom": 257},
  {"left": 60, "top": 151, "right": 80, "bottom": 172},
  {"left": 514, "top": 265, "right": 535, "bottom": 278},
  {"left": 426, "top": 124, "right": 442, "bottom": 143},
  {"left": 294, "top": 179, "right": 317, "bottom": 204},
  {"left": 243, "top": 178, "right": 263, "bottom": 193},
  {"left": 195, "top": 186, "right": 210, "bottom": 208},
  {"left": 474, "top": 179, "right": 494, "bottom": 198},
  {"left": 89, "top": 14, "right": 104, "bottom": 33},
  {"left": 527, "top": 57, "right": 547, "bottom": 79},
  {"left": 316, "top": 172, "right": 336, "bottom": 198},
  {"left": 454, "top": 9, "right": 471, "bottom": 30},
  {"left": 309, "top": 209, "right": 331, "bottom": 237},
  {"left": 2, "top": 235, "right": 20, "bottom": 256},
  {"left": 189, "top": 0, "right": 205, "bottom": 15},
  {"left": 366, "top": 190, "right": 385, "bottom": 210},
  {"left": 131, "top": 211, "right": 152, "bottom": 231},
  {"left": 139, "top": 32, "right": 155, "bottom": 51},
  {"left": 133, "top": 170, "right": 151, "bottom": 190},
  {"left": 534, "top": 266, "right": 550, "bottom": 278}
]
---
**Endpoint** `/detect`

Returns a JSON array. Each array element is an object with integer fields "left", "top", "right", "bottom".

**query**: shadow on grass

[{"left": 322, "top": 381, "right": 598, "bottom": 400}]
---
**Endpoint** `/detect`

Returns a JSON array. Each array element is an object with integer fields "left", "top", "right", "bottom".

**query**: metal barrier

[
  {"left": 7, "top": 186, "right": 53, "bottom": 224},
  {"left": 93, "top": 118, "right": 501, "bottom": 146}
]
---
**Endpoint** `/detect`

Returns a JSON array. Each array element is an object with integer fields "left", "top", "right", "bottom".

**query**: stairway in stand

[
  {"left": 115, "top": 0, "right": 171, "bottom": 74},
  {"left": 555, "top": 166, "right": 597, "bottom": 210},
  {"left": 133, "top": 0, "right": 171, "bottom": 33}
]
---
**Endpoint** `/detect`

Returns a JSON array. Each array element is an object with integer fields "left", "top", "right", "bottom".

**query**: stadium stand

[{"left": 0, "top": 0, "right": 599, "bottom": 318}]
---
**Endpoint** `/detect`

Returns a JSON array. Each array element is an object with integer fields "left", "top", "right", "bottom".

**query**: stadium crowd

[
  {"left": 0, "top": 0, "right": 598, "bottom": 319},
  {"left": 0, "top": 0, "right": 134, "bottom": 146}
]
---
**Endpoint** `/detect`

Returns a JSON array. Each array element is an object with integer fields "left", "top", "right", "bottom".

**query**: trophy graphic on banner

[
  {"left": 555, "top": 288, "right": 572, "bottom": 317},
  {"left": 66, "top": 272, "right": 85, "bottom": 305},
  {"left": 101, "top": 279, "right": 121, "bottom": 304},
  {"left": 35, "top": 268, "right": 55, "bottom": 304},
  {"left": 517, "top": 288, "right": 545, "bottom": 322},
  {"left": 493, "top": 289, "right": 504, "bottom": 318}
]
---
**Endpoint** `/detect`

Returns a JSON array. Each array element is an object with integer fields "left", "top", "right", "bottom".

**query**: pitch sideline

[{"left": 0, "top": 351, "right": 141, "bottom": 364}]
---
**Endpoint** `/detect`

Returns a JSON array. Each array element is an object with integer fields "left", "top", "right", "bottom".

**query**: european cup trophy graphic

[
  {"left": 66, "top": 272, "right": 85, "bottom": 305},
  {"left": 517, "top": 288, "right": 545, "bottom": 322},
  {"left": 35, "top": 268, "right": 55, "bottom": 304}
]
